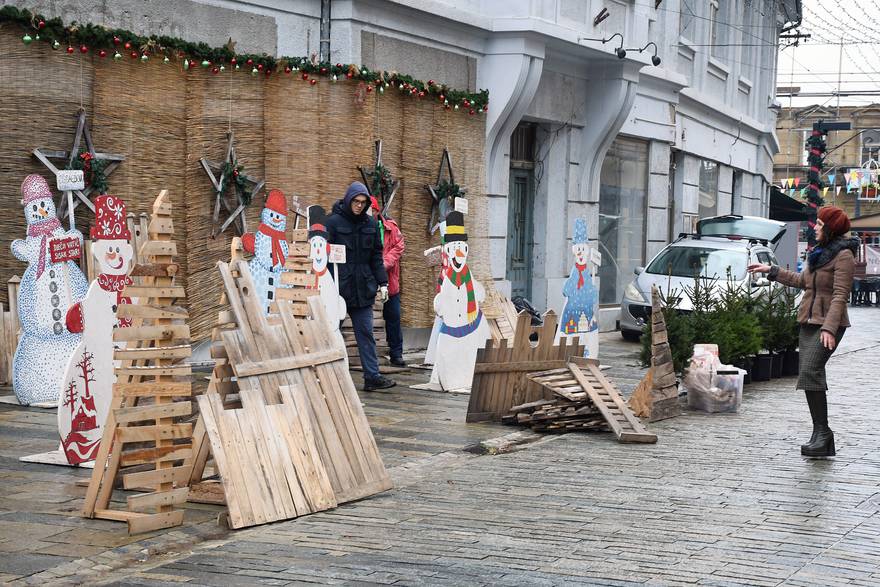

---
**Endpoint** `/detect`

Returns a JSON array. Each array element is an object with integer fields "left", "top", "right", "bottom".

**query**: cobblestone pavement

[{"left": 3, "top": 307, "right": 880, "bottom": 585}]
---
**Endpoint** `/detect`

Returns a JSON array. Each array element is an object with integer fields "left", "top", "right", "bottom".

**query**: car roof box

[{"left": 696, "top": 214, "right": 787, "bottom": 244}]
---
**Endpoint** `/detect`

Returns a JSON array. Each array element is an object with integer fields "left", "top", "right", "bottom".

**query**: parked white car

[{"left": 619, "top": 215, "right": 795, "bottom": 341}]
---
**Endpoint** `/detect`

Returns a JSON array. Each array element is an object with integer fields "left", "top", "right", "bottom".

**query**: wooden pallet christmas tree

[{"left": 81, "top": 190, "right": 193, "bottom": 534}]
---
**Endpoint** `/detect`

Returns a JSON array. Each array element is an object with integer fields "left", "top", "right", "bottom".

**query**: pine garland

[
  {"left": 0, "top": 5, "right": 489, "bottom": 114},
  {"left": 804, "top": 129, "right": 826, "bottom": 245},
  {"left": 220, "top": 161, "right": 252, "bottom": 205},
  {"left": 369, "top": 163, "right": 394, "bottom": 203}
]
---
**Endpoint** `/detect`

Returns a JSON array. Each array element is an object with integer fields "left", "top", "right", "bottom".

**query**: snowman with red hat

[
  {"left": 307, "top": 205, "right": 348, "bottom": 364},
  {"left": 242, "top": 189, "right": 289, "bottom": 314},
  {"left": 58, "top": 195, "right": 134, "bottom": 464}
]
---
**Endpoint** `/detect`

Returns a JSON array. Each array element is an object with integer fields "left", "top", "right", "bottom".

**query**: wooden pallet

[
  {"left": 82, "top": 190, "right": 194, "bottom": 534},
  {"left": 196, "top": 260, "right": 391, "bottom": 529},
  {"left": 466, "top": 311, "right": 583, "bottom": 423},
  {"left": 528, "top": 357, "right": 657, "bottom": 443}
]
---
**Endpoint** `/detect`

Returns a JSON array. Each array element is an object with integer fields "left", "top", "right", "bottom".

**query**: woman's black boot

[
  {"left": 802, "top": 426, "right": 835, "bottom": 457},
  {"left": 801, "top": 391, "right": 820, "bottom": 451}
]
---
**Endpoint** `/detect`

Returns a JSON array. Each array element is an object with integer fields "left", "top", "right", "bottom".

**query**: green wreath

[{"left": 66, "top": 151, "right": 108, "bottom": 194}]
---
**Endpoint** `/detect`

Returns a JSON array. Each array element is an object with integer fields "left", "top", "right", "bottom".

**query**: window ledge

[
  {"left": 737, "top": 75, "right": 753, "bottom": 95},
  {"left": 678, "top": 36, "right": 696, "bottom": 61},
  {"left": 707, "top": 56, "right": 730, "bottom": 81}
]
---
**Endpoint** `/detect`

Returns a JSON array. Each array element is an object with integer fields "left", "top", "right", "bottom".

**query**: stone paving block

[{"left": 0, "top": 551, "right": 75, "bottom": 578}]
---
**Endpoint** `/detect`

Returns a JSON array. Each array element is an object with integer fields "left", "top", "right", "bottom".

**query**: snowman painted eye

[
  {"left": 32, "top": 205, "right": 37, "bottom": 211},
  {"left": 116, "top": 247, "right": 120, "bottom": 253},
  {"left": 40, "top": 202, "right": 46, "bottom": 208}
]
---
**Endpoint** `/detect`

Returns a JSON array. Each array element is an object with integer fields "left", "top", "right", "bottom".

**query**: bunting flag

[
  {"left": 822, "top": 187, "right": 829, "bottom": 198},
  {"left": 828, "top": 173, "right": 836, "bottom": 186},
  {"left": 837, "top": 186, "right": 843, "bottom": 195},
  {"left": 793, "top": 177, "right": 801, "bottom": 188},
  {"left": 789, "top": 189, "right": 796, "bottom": 197}
]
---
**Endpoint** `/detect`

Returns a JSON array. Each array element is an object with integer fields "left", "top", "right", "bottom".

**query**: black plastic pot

[
  {"left": 751, "top": 354, "right": 773, "bottom": 381},
  {"left": 734, "top": 357, "right": 753, "bottom": 385},
  {"left": 771, "top": 352, "right": 784, "bottom": 378},
  {"left": 782, "top": 349, "right": 799, "bottom": 376}
]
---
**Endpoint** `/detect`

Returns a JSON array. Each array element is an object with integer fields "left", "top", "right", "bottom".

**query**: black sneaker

[
  {"left": 363, "top": 375, "right": 396, "bottom": 391},
  {"left": 389, "top": 357, "right": 407, "bottom": 368}
]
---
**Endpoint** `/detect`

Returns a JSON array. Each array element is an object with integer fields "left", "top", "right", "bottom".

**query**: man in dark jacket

[{"left": 325, "top": 181, "right": 396, "bottom": 391}]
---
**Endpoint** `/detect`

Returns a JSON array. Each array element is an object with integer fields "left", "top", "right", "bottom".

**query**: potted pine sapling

[
  {"left": 779, "top": 286, "right": 800, "bottom": 376},
  {"left": 713, "top": 280, "right": 763, "bottom": 376}
]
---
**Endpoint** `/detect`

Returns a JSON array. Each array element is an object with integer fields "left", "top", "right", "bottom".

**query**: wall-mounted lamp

[
  {"left": 578, "top": 32, "right": 627, "bottom": 59},
  {"left": 626, "top": 41, "right": 661, "bottom": 66}
]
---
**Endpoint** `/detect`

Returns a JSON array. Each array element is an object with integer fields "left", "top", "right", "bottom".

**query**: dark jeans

[
  {"left": 349, "top": 305, "right": 379, "bottom": 380},
  {"left": 383, "top": 293, "right": 404, "bottom": 361}
]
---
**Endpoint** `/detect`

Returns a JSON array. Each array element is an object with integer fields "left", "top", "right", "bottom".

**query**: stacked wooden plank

[
  {"left": 466, "top": 311, "right": 584, "bottom": 423},
  {"left": 628, "top": 285, "right": 681, "bottom": 422},
  {"left": 82, "top": 190, "right": 194, "bottom": 535},
  {"left": 0, "top": 277, "right": 21, "bottom": 385},
  {"left": 524, "top": 358, "right": 657, "bottom": 443},
  {"left": 482, "top": 288, "right": 519, "bottom": 343},
  {"left": 196, "top": 260, "right": 391, "bottom": 529}
]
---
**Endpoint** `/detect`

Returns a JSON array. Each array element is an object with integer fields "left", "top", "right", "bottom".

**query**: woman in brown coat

[{"left": 748, "top": 206, "right": 858, "bottom": 457}]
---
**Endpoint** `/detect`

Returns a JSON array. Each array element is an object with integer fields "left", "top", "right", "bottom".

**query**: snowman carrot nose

[
  {"left": 38, "top": 208, "right": 48, "bottom": 217},
  {"left": 455, "top": 250, "right": 465, "bottom": 258},
  {"left": 106, "top": 251, "right": 117, "bottom": 259}
]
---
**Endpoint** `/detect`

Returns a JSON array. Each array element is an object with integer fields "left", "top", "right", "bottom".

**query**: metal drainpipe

[{"left": 319, "top": 0, "right": 331, "bottom": 63}]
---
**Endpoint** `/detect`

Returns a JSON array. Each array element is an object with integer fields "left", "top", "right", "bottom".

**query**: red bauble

[
  {"left": 469, "top": 109, "right": 475, "bottom": 116},
  {"left": 309, "top": 78, "right": 317, "bottom": 85},
  {"left": 230, "top": 57, "right": 237, "bottom": 65},
  {"left": 284, "top": 66, "right": 291, "bottom": 73},
  {"left": 211, "top": 66, "right": 219, "bottom": 74},
  {"left": 79, "top": 45, "right": 88, "bottom": 54},
  {"left": 366, "top": 85, "right": 373, "bottom": 93},
  {"left": 302, "top": 72, "right": 309, "bottom": 80},
  {"left": 438, "top": 94, "right": 445, "bottom": 102},
  {"left": 246, "top": 58, "right": 254, "bottom": 66},
  {"left": 66, "top": 46, "right": 74, "bottom": 54},
  {"left": 37, "top": 20, "right": 45, "bottom": 29},
  {"left": 264, "top": 69, "right": 271, "bottom": 76},
  {"left": 113, "top": 36, "right": 121, "bottom": 45},
  {"left": 428, "top": 79, "right": 434, "bottom": 86},
  {"left": 463, "top": 99, "right": 470, "bottom": 107},
  {"left": 130, "top": 51, "right": 138, "bottom": 59},
  {"left": 346, "top": 72, "right": 353, "bottom": 79},
  {"left": 124, "top": 41, "right": 131, "bottom": 50},
  {"left": 419, "top": 91, "right": 425, "bottom": 97},
  {"left": 232, "top": 169, "right": 239, "bottom": 177},
  {"left": 320, "top": 67, "right": 327, "bottom": 73},
  {"left": 98, "top": 49, "right": 107, "bottom": 57}
]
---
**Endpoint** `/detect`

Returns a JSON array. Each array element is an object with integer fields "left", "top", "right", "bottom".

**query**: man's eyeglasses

[{"left": 352, "top": 199, "right": 369, "bottom": 207}]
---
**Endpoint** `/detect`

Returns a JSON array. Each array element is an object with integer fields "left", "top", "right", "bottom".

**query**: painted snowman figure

[
  {"left": 242, "top": 189, "right": 289, "bottom": 314},
  {"left": 430, "top": 211, "right": 490, "bottom": 391},
  {"left": 307, "top": 205, "right": 348, "bottom": 362},
  {"left": 58, "top": 195, "right": 133, "bottom": 465},
  {"left": 11, "top": 174, "right": 88, "bottom": 405},
  {"left": 556, "top": 217, "right": 599, "bottom": 358}
]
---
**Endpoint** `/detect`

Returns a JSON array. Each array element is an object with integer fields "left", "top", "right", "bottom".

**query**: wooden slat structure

[
  {"left": 0, "top": 277, "right": 21, "bottom": 385},
  {"left": 81, "top": 191, "right": 194, "bottom": 534},
  {"left": 466, "top": 311, "right": 583, "bottom": 423},
  {"left": 482, "top": 288, "right": 518, "bottom": 343},
  {"left": 193, "top": 260, "right": 391, "bottom": 529},
  {"left": 628, "top": 285, "right": 681, "bottom": 422},
  {"left": 527, "top": 357, "right": 657, "bottom": 443}
]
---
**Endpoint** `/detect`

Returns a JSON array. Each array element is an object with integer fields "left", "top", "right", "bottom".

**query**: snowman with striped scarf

[
  {"left": 430, "top": 211, "right": 489, "bottom": 391},
  {"left": 241, "top": 189, "right": 289, "bottom": 314}
]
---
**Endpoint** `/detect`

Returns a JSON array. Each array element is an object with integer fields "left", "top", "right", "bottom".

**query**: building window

[
  {"left": 680, "top": 0, "right": 695, "bottom": 37},
  {"left": 860, "top": 129, "right": 880, "bottom": 164},
  {"left": 699, "top": 159, "right": 719, "bottom": 218},
  {"left": 598, "top": 137, "right": 648, "bottom": 306}
]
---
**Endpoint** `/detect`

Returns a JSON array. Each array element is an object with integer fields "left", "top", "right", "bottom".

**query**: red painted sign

[{"left": 49, "top": 236, "right": 82, "bottom": 263}]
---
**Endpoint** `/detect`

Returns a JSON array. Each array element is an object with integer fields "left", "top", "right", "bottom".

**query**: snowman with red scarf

[
  {"left": 307, "top": 205, "right": 347, "bottom": 363},
  {"left": 241, "top": 189, "right": 289, "bottom": 314},
  {"left": 58, "top": 195, "right": 133, "bottom": 464},
  {"left": 430, "top": 211, "right": 489, "bottom": 391}
]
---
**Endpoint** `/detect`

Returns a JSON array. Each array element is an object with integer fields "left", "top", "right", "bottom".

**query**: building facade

[
  {"left": 775, "top": 103, "right": 880, "bottom": 223},
  {"left": 11, "top": 0, "right": 798, "bottom": 334}
]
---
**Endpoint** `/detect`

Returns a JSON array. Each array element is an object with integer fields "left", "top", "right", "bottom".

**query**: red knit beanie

[
  {"left": 369, "top": 196, "right": 380, "bottom": 213},
  {"left": 817, "top": 206, "right": 850, "bottom": 238}
]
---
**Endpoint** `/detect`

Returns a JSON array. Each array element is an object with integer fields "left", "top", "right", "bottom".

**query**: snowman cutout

[
  {"left": 58, "top": 195, "right": 133, "bottom": 465},
  {"left": 241, "top": 189, "right": 290, "bottom": 315},
  {"left": 430, "top": 211, "right": 489, "bottom": 391},
  {"left": 11, "top": 174, "right": 88, "bottom": 406},
  {"left": 555, "top": 217, "right": 599, "bottom": 358},
  {"left": 307, "top": 205, "right": 348, "bottom": 364}
]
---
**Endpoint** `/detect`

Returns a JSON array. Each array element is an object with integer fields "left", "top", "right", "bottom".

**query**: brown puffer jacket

[{"left": 769, "top": 237, "right": 858, "bottom": 333}]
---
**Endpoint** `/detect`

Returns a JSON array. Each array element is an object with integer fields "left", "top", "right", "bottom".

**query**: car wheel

[{"left": 621, "top": 329, "right": 642, "bottom": 342}]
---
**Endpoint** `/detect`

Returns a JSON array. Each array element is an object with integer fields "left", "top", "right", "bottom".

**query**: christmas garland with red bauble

[
  {"left": 804, "top": 130, "right": 826, "bottom": 245},
  {"left": 1, "top": 5, "right": 489, "bottom": 115}
]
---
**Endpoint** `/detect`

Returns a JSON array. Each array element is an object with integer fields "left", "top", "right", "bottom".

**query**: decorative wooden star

[
  {"left": 358, "top": 139, "right": 400, "bottom": 216},
  {"left": 32, "top": 108, "right": 125, "bottom": 222},
  {"left": 425, "top": 148, "right": 465, "bottom": 235},
  {"left": 199, "top": 131, "right": 265, "bottom": 237}
]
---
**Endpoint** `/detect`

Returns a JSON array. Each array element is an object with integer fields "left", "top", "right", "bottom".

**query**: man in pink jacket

[{"left": 370, "top": 197, "right": 406, "bottom": 367}]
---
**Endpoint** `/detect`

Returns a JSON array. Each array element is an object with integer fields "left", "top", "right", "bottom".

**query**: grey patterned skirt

[{"left": 797, "top": 324, "right": 846, "bottom": 392}]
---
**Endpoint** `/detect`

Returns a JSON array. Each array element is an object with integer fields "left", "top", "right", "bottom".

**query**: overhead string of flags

[{"left": 782, "top": 169, "right": 880, "bottom": 201}]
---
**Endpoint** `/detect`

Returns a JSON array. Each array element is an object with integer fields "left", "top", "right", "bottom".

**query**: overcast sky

[{"left": 776, "top": 0, "right": 880, "bottom": 109}]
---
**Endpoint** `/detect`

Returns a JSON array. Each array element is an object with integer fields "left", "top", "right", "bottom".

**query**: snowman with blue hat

[{"left": 556, "top": 217, "right": 599, "bottom": 357}]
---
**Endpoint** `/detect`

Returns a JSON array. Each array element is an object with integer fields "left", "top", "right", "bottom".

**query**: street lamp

[{"left": 578, "top": 33, "right": 627, "bottom": 59}]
